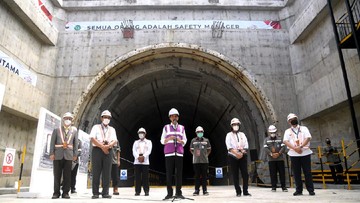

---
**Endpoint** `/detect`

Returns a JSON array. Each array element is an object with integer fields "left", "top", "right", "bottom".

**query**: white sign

[
  {"left": 0, "top": 50, "right": 37, "bottom": 86},
  {"left": 2, "top": 148, "right": 16, "bottom": 174},
  {"left": 215, "top": 167, "right": 223, "bottom": 179},
  {"left": 30, "top": 107, "right": 60, "bottom": 193},
  {"left": 65, "top": 20, "right": 281, "bottom": 31},
  {"left": 0, "top": 83, "right": 4, "bottom": 111},
  {"left": 120, "top": 169, "right": 127, "bottom": 180},
  {"left": 78, "top": 130, "right": 90, "bottom": 174}
]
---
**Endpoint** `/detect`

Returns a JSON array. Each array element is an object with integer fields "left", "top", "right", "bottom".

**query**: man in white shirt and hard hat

[
  {"left": 283, "top": 113, "right": 315, "bottom": 196},
  {"left": 225, "top": 118, "right": 251, "bottom": 197},
  {"left": 132, "top": 127, "right": 152, "bottom": 196},
  {"left": 89, "top": 110, "right": 118, "bottom": 199}
]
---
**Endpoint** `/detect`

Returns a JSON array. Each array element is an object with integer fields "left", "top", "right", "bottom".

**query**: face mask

[
  {"left": 197, "top": 132, "right": 204, "bottom": 138},
  {"left": 270, "top": 133, "right": 276, "bottom": 138},
  {"left": 103, "top": 118, "right": 110, "bottom": 125},
  {"left": 232, "top": 125, "right": 239, "bottom": 132},
  {"left": 64, "top": 119, "right": 72, "bottom": 126},
  {"left": 290, "top": 119, "right": 298, "bottom": 125},
  {"left": 138, "top": 133, "right": 145, "bottom": 139}
]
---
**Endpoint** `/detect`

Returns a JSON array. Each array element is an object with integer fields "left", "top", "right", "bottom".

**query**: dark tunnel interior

[{"left": 80, "top": 57, "right": 265, "bottom": 185}]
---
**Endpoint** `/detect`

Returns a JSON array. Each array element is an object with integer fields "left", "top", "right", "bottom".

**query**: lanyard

[
  {"left": 98, "top": 125, "right": 109, "bottom": 142},
  {"left": 138, "top": 140, "right": 147, "bottom": 154},
  {"left": 233, "top": 132, "right": 242, "bottom": 149},
  {"left": 291, "top": 127, "right": 301, "bottom": 139},
  {"left": 59, "top": 127, "right": 72, "bottom": 144}
]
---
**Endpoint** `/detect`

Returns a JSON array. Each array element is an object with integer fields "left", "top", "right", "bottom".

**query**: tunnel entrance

[{"left": 74, "top": 43, "right": 276, "bottom": 186}]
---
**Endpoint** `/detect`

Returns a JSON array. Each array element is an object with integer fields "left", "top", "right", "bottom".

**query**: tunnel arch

[{"left": 72, "top": 43, "right": 277, "bottom": 184}]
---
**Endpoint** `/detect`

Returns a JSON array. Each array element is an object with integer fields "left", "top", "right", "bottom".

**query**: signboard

[
  {"left": 0, "top": 50, "right": 37, "bottom": 86},
  {"left": 65, "top": 20, "right": 281, "bottom": 31},
  {"left": 29, "top": 107, "right": 60, "bottom": 193},
  {"left": 2, "top": 148, "right": 16, "bottom": 174},
  {"left": 0, "top": 83, "right": 4, "bottom": 111},
  {"left": 78, "top": 130, "right": 90, "bottom": 174},
  {"left": 120, "top": 169, "right": 127, "bottom": 180},
  {"left": 215, "top": 167, "right": 223, "bottom": 179}
]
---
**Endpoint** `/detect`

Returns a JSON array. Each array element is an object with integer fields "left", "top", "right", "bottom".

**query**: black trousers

[
  {"left": 228, "top": 155, "right": 249, "bottom": 194},
  {"left": 134, "top": 164, "right": 150, "bottom": 194},
  {"left": 53, "top": 158, "right": 72, "bottom": 196},
  {"left": 329, "top": 163, "right": 343, "bottom": 183},
  {"left": 269, "top": 160, "right": 286, "bottom": 188},
  {"left": 291, "top": 154, "right": 314, "bottom": 193},
  {"left": 111, "top": 164, "right": 119, "bottom": 187},
  {"left": 71, "top": 163, "right": 79, "bottom": 191},
  {"left": 92, "top": 147, "right": 112, "bottom": 196},
  {"left": 165, "top": 156, "right": 183, "bottom": 196},
  {"left": 193, "top": 163, "right": 208, "bottom": 192}
]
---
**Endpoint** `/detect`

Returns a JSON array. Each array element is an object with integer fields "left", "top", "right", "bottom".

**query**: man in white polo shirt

[{"left": 283, "top": 113, "right": 315, "bottom": 196}]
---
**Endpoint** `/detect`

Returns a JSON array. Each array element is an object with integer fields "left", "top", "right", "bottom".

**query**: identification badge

[
  {"left": 195, "top": 149, "right": 201, "bottom": 157},
  {"left": 63, "top": 142, "right": 68, "bottom": 149}
]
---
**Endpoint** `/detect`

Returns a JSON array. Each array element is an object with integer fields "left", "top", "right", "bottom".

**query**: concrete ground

[{"left": 0, "top": 184, "right": 360, "bottom": 203}]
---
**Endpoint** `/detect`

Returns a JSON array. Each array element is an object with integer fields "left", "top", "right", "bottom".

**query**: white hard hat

[
  {"left": 138, "top": 127, "right": 146, "bottom": 134},
  {"left": 230, "top": 118, "right": 241, "bottom": 125},
  {"left": 62, "top": 112, "right": 74, "bottom": 119},
  {"left": 101, "top": 110, "right": 112, "bottom": 117},
  {"left": 195, "top": 126, "right": 204, "bottom": 132},
  {"left": 287, "top": 113, "right": 297, "bottom": 121},
  {"left": 168, "top": 108, "right": 179, "bottom": 116},
  {"left": 268, "top": 125, "right": 277, "bottom": 133}
]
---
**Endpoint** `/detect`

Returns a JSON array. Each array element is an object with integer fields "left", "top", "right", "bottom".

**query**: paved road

[{"left": 1, "top": 185, "right": 360, "bottom": 202}]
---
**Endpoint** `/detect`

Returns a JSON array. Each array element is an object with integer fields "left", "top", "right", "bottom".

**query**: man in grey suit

[{"left": 50, "top": 112, "right": 78, "bottom": 199}]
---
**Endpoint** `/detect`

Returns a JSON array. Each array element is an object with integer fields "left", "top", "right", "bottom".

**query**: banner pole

[{"left": 17, "top": 145, "right": 26, "bottom": 193}]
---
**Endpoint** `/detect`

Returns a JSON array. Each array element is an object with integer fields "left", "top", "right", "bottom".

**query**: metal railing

[
  {"left": 315, "top": 138, "right": 360, "bottom": 190},
  {"left": 336, "top": 0, "right": 360, "bottom": 42}
]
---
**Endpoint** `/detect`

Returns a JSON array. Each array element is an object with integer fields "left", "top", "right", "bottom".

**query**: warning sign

[{"left": 2, "top": 148, "right": 16, "bottom": 174}]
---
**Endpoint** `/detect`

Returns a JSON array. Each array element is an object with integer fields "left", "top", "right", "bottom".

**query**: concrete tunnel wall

[{"left": 72, "top": 43, "right": 277, "bottom": 183}]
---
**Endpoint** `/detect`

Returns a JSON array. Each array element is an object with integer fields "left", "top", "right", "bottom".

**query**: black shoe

[
  {"left": 91, "top": 195, "right": 99, "bottom": 199},
  {"left": 203, "top": 191, "right": 209, "bottom": 196},
  {"left": 236, "top": 193, "right": 241, "bottom": 197},
  {"left": 135, "top": 193, "right": 140, "bottom": 196},
  {"left": 293, "top": 191, "right": 303, "bottom": 196},
  {"left": 193, "top": 190, "right": 199, "bottom": 196},
  {"left": 309, "top": 191, "right": 315, "bottom": 196},
  {"left": 282, "top": 188, "right": 288, "bottom": 192},
  {"left": 145, "top": 193, "right": 149, "bottom": 196},
  {"left": 175, "top": 194, "right": 185, "bottom": 199},
  {"left": 163, "top": 195, "right": 173, "bottom": 200},
  {"left": 271, "top": 188, "right": 276, "bottom": 192},
  {"left": 102, "top": 194, "right": 112, "bottom": 199},
  {"left": 52, "top": 194, "right": 60, "bottom": 199},
  {"left": 71, "top": 190, "right": 77, "bottom": 194},
  {"left": 62, "top": 193, "right": 70, "bottom": 199},
  {"left": 243, "top": 192, "right": 251, "bottom": 196}
]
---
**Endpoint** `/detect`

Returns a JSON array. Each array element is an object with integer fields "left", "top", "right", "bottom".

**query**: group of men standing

[
  {"left": 263, "top": 113, "right": 315, "bottom": 196},
  {"left": 49, "top": 110, "right": 151, "bottom": 199},
  {"left": 49, "top": 108, "right": 343, "bottom": 199}
]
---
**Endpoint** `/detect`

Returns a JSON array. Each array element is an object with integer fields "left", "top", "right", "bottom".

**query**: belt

[{"left": 55, "top": 144, "right": 73, "bottom": 149}]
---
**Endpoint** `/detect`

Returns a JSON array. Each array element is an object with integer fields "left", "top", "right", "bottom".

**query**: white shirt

[
  {"left": 283, "top": 125, "right": 313, "bottom": 157},
  {"left": 132, "top": 138, "right": 152, "bottom": 165},
  {"left": 225, "top": 131, "right": 249, "bottom": 156},
  {"left": 89, "top": 124, "right": 117, "bottom": 146}
]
